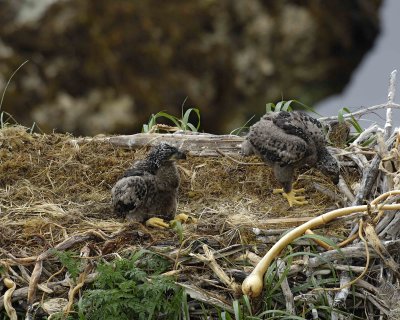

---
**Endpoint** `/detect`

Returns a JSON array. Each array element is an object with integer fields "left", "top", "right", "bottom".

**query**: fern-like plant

[{"left": 76, "top": 250, "right": 183, "bottom": 320}]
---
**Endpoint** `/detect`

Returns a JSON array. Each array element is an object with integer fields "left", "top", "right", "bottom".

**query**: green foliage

[
  {"left": 0, "top": 60, "right": 29, "bottom": 113},
  {"left": 337, "top": 107, "right": 363, "bottom": 134},
  {"left": 265, "top": 100, "right": 319, "bottom": 116},
  {"left": 170, "top": 220, "right": 184, "bottom": 243},
  {"left": 230, "top": 115, "right": 255, "bottom": 136},
  {"left": 337, "top": 107, "right": 372, "bottom": 145},
  {"left": 0, "top": 60, "right": 29, "bottom": 128},
  {"left": 76, "top": 250, "right": 183, "bottom": 320},
  {"left": 54, "top": 250, "right": 81, "bottom": 281},
  {"left": 142, "top": 108, "right": 201, "bottom": 133}
]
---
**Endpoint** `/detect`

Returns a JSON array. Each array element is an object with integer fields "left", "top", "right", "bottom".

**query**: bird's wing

[
  {"left": 248, "top": 112, "right": 310, "bottom": 165},
  {"left": 123, "top": 168, "right": 145, "bottom": 177},
  {"left": 271, "top": 111, "right": 311, "bottom": 143},
  {"left": 273, "top": 111, "right": 326, "bottom": 145},
  {"left": 111, "top": 175, "right": 150, "bottom": 217},
  {"left": 123, "top": 159, "right": 154, "bottom": 177}
]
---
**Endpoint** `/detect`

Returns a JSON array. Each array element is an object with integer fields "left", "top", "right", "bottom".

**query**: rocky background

[{"left": 0, "top": 0, "right": 382, "bottom": 135}]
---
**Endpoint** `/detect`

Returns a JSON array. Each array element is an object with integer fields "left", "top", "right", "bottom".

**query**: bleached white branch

[
  {"left": 384, "top": 69, "right": 397, "bottom": 141},
  {"left": 350, "top": 124, "right": 382, "bottom": 147},
  {"left": 318, "top": 103, "right": 400, "bottom": 122}
]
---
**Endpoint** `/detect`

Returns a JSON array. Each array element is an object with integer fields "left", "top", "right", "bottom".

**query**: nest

[{"left": 1, "top": 124, "right": 400, "bottom": 319}]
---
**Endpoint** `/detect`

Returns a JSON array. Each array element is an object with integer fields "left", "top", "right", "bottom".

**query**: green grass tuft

[{"left": 142, "top": 108, "right": 201, "bottom": 133}]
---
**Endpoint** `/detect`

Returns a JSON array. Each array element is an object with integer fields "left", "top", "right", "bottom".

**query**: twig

[
  {"left": 64, "top": 245, "right": 92, "bottom": 315},
  {"left": 178, "top": 282, "right": 234, "bottom": 313},
  {"left": 350, "top": 124, "right": 382, "bottom": 147},
  {"left": 318, "top": 102, "right": 400, "bottom": 122},
  {"left": 0, "top": 274, "right": 98, "bottom": 311},
  {"left": 354, "top": 290, "right": 391, "bottom": 315},
  {"left": 337, "top": 176, "right": 355, "bottom": 204},
  {"left": 378, "top": 211, "right": 400, "bottom": 238},
  {"left": 384, "top": 70, "right": 397, "bottom": 141},
  {"left": 191, "top": 245, "right": 241, "bottom": 295},
  {"left": 353, "top": 155, "right": 381, "bottom": 206},
  {"left": 3, "top": 278, "right": 17, "bottom": 320},
  {"left": 307, "top": 239, "right": 400, "bottom": 269},
  {"left": 333, "top": 271, "right": 351, "bottom": 307},
  {"left": 339, "top": 150, "right": 369, "bottom": 170},
  {"left": 352, "top": 130, "right": 398, "bottom": 208},
  {"left": 22, "top": 230, "right": 108, "bottom": 311},
  {"left": 276, "top": 259, "right": 295, "bottom": 315},
  {"left": 27, "top": 260, "right": 42, "bottom": 306},
  {"left": 363, "top": 223, "right": 400, "bottom": 278},
  {"left": 312, "top": 182, "right": 344, "bottom": 203},
  {"left": 235, "top": 251, "right": 262, "bottom": 267}
]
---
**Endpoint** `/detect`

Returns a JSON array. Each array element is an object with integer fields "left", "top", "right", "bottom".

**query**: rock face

[{"left": 0, "top": 0, "right": 382, "bottom": 134}]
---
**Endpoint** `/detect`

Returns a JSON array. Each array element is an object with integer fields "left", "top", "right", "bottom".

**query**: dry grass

[
  {"left": 0, "top": 125, "right": 343, "bottom": 255},
  {"left": 0, "top": 125, "right": 362, "bottom": 318}
]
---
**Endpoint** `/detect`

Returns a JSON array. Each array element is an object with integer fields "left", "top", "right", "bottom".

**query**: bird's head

[
  {"left": 316, "top": 148, "right": 339, "bottom": 185},
  {"left": 147, "top": 142, "right": 186, "bottom": 168}
]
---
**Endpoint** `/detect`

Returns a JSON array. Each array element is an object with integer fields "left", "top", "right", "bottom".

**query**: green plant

[
  {"left": 142, "top": 108, "right": 201, "bottom": 133},
  {"left": 170, "top": 220, "right": 184, "bottom": 243},
  {"left": 0, "top": 60, "right": 29, "bottom": 113},
  {"left": 337, "top": 107, "right": 373, "bottom": 145},
  {"left": 54, "top": 250, "right": 81, "bottom": 281},
  {"left": 337, "top": 107, "right": 363, "bottom": 134},
  {"left": 265, "top": 100, "right": 319, "bottom": 116},
  {"left": 76, "top": 250, "right": 183, "bottom": 320},
  {"left": 230, "top": 115, "right": 255, "bottom": 136},
  {"left": 0, "top": 60, "right": 29, "bottom": 128}
]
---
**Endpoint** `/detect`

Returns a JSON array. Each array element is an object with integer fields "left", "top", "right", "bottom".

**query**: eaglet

[
  {"left": 111, "top": 142, "right": 188, "bottom": 228},
  {"left": 242, "top": 111, "right": 339, "bottom": 207}
]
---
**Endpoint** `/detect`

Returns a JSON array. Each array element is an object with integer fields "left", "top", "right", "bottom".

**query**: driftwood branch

[
  {"left": 318, "top": 102, "right": 400, "bottom": 122},
  {"left": 306, "top": 238, "right": 400, "bottom": 269},
  {"left": 178, "top": 283, "right": 234, "bottom": 313},
  {"left": 384, "top": 70, "right": 397, "bottom": 141},
  {"left": 190, "top": 245, "right": 241, "bottom": 295},
  {"left": 277, "top": 259, "right": 295, "bottom": 315},
  {"left": 72, "top": 133, "right": 244, "bottom": 156},
  {"left": 382, "top": 70, "right": 398, "bottom": 193}
]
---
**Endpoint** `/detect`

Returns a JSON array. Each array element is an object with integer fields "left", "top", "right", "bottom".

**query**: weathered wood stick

[
  {"left": 277, "top": 259, "right": 295, "bottom": 315},
  {"left": 72, "top": 133, "right": 244, "bottom": 156},
  {"left": 190, "top": 245, "right": 241, "bottom": 295},
  {"left": 318, "top": 102, "right": 400, "bottom": 122},
  {"left": 178, "top": 282, "right": 234, "bottom": 313},
  {"left": 307, "top": 238, "right": 400, "bottom": 269}
]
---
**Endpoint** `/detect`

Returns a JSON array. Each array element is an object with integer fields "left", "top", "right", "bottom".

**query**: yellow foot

[
  {"left": 273, "top": 188, "right": 308, "bottom": 207},
  {"left": 145, "top": 214, "right": 198, "bottom": 229},
  {"left": 145, "top": 217, "right": 170, "bottom": 229},
  {"left": 172, "top": 213, "right": 198, "bottom": 224}
]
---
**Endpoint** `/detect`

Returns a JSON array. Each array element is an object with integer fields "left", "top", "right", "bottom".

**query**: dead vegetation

[
  {"left": 0, "top": 120, "right": 399, "bottom": 319},
  {"left": 1, "top": 73, "right": 400, "bottom": 319}
]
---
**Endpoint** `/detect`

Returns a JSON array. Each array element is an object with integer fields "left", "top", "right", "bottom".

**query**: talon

[
  {"left": 274, "top": 188, "right": 308, "bottom": 207},
  {"left": 171, "top": 213, "right": 197, "bottom": 224},
  {"left": 273, "top": 188, "right": 284, "bottom": 194},
  {"left": 145, "top": 217, "right": 169, "bottom": 229}
]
